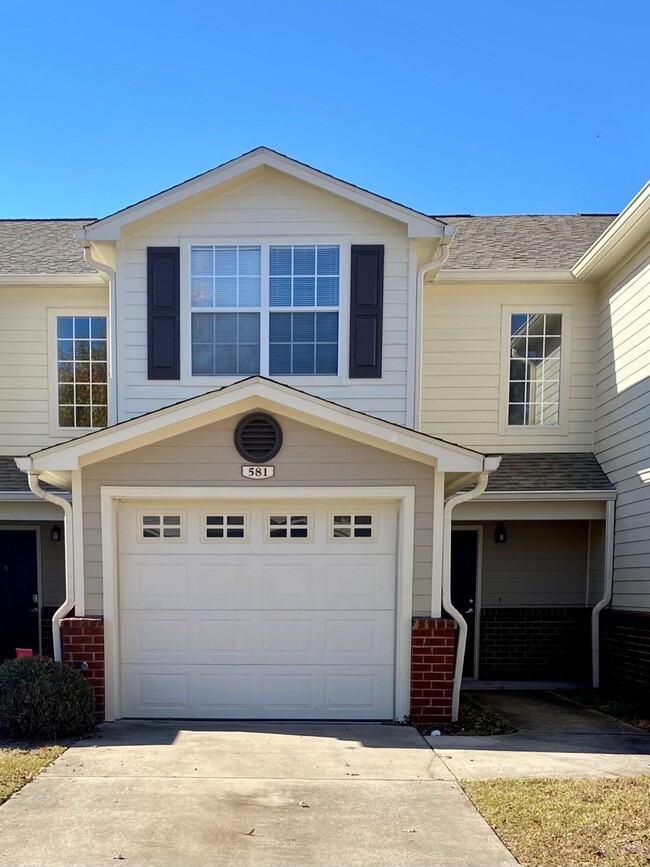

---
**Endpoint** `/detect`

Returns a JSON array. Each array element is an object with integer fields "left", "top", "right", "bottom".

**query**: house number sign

[{"left": 241, "top": 465, "right": 275, "bottom": 479}]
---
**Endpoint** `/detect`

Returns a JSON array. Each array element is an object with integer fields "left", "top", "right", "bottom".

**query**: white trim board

[
  {"left": 100, "top": 484, "right": 415, "bottom": 722},
  {"left": 20, "top": 377, "right": 488, "bottom": 473},
  {"left": 455, "top": 499, "right": 607, "bottom": 520},
  {"left": 76, "top": 148, "right": 448, "bottom": 241}
]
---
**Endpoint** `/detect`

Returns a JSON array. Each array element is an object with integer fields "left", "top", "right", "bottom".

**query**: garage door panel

[
  {"left": 121, "top": 664, "right": 394, "bottom": 719},
  {"left": 121, "top": 559, "right": 394, "bottom": 611},
  {"left": 120, "top": 609, "right": 395, "bottom": 666}
]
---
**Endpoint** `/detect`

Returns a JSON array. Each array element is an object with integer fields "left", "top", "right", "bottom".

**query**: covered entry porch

[{"left": 447, "top": 454, "right": 616, "bottom": 686}]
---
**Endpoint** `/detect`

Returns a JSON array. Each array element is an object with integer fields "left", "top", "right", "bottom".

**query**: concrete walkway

[
  {"left": 0, "top": 722, "right": 516, "bottom": 867},
  {"left": 428, "top": 690, "right": 650, "bottom": 780}
]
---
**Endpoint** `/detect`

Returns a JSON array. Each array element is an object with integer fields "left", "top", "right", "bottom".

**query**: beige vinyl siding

[
  {"left": 39, "top": 523, "right": 66, "bottom": 607},
  {"left": 80, "top": 414, "right": 434, "bottom": 615},
  {"left": 594, "top": 242, "right": 650, "bottom": 611},
  {"left": 117, "top": 168, "right": 412, "bottom": 425},
  {"left": 0, "top": 284, "right": 108, "bottom": 455},
  {"left": 421, "top": 281, "right": 598, "bottom": 451},
  {"left": 474, "top": 521, "right": 589, "bottom": 606}
]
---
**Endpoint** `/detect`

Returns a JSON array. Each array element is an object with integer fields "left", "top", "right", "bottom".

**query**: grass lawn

[
  {"left": 463, "top": 776, "right": 650, "bottom": 867},
  {"left": 0, "top": 746, "right": 66, "bottom": 805},
  {"left": 562, "top": 690, "right": 650, "bottom": 732}
]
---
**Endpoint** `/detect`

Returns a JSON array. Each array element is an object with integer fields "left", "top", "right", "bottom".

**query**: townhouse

[{"left": 1, "top": 148, "right": 647, "bottom": 721}]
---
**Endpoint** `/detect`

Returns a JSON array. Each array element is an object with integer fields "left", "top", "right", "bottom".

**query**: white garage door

[{"left": 117, "top": 499, "right": 397, "bottom": 719}]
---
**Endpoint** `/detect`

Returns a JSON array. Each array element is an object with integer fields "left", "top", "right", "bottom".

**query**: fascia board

[
  {"left": 78, "top": 149, "right": 445, "bottom": 241},
  {"left": 573, "top": 182, "right": 650, "bottom": 280},
  {"left": 26, "top": 380, "right": 484, "bottom": 473},
  {"left": 0, "top": 491, "right": 72, "bottom": 501},
  {"left": 478, "top": 490, "right": 616, "bottom": 501},
  {"left": 437, "top": 269, "right": 576, "bottom": 283},
  {"left": 0, "top": 274, "right": 105, "bottom": 286}
]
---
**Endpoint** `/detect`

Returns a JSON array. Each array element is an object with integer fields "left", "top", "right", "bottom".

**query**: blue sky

[{"left": 1, "top": 0, "right": 648, "bottom": 218}]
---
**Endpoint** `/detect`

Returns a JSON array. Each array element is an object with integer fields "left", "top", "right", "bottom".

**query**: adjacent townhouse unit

[{"left": 1, "top": 148, "right": 647, "bottom": 722}]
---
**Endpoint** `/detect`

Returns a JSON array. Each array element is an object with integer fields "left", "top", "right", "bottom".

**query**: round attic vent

[{"left": 234, "top": 413, "right": 283, "bottom": 463}]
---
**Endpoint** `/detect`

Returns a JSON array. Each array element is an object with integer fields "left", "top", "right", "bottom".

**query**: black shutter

[
  {"left": 147, "top": 247, "right": 180, "bottom": 380},
  {"left": 349, "top": 245, "right": 384, "bottom": 378}
]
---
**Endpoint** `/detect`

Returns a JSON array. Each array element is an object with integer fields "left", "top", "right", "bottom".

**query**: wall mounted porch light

[
  {"left": 50, "top": 525, "right": 62, "bottom": 543},
  {"left": 494, "top": 522, "right": 507, "bottom": 544}
]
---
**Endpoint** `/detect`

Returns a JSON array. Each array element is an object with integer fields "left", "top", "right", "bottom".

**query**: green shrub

[{"left": 0, "top": 656, "right": 95, "bottom": 740}]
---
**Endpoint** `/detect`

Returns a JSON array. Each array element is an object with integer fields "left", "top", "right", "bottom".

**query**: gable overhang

[
  {"left": 74, "top": 148, "right": 448, "bottom": 243},
  {"left": 573, "top": 181, "right": 650, "bottom": 281},
  {"left": 16, "top": 377, "right": 488, "bottom": 475}
]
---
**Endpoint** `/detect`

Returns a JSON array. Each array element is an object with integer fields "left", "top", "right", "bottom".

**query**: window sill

[
  {"left": 499, "top": 423, "right": 570, "bottom": 437},
  {"left": 181, "top": 374, "right": 344, "bottom": 388}
]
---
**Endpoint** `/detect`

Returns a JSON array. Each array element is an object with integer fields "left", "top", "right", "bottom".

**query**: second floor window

[
  {"left": 508, "top": 313, "right": 562, "bottom": 426},
  {"left": 190, "top": 244, "right": 339, "bottom": 377},
  {"left": 57, "top": 316, "right": 108, "bottom": 428}
]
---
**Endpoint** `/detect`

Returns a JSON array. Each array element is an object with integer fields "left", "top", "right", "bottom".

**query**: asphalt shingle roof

[
  {"left": 0, "top": 456, "right": 63, "bottom": 493},
  {"left": 486, "top": 453, "right": 614, "bottom": 493},
  {"left": 0, "top": 213, "right": 616, "bottom": 275},
  {"left": 437, "top": 214, "right": 616, "bottom": 270},
  {"left": 0, "top": 456, "right": 31, "bottom": 492},
  {"left": 0, "top": 220, "right": 96, "bottom": 274}
]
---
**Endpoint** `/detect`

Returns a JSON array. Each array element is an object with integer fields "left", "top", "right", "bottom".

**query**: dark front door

[
  {"left": 0, "top": 530, "right": 39, "bottom": 661},
  {"left": 450, "top": 529, "right": 478, "bottom": 678}
]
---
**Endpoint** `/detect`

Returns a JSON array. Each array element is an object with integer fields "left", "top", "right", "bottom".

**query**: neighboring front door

[
  {"left": 450, "top": 529, "right": 478, "bottom": 678},
  {"left": 0, "top": 530, "right": 39, "bottom": 661}
]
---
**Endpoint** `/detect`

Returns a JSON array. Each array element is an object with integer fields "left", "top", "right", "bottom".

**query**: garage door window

[
  {"left": 331, "top": 513, "right": 374, "bottom": 539},
  {"left": 267, "top": 514, "right": 311, "bottom": 540},
  {"left": 204, "top": 514, "right": 247, "bottom": 541},
  {"left": 140, "top": 514, "right": 183, "bottom": 540}
]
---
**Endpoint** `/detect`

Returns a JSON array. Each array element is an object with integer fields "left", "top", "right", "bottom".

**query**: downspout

[
  {"left": 442, "top": 457, "right": 501, "bottom": 721},
  {"left": 81, "top": 245, "right": 118, "bottom": 426},
  {"left": 27, "top": 471, "right": 74, "bottom": 661},
  {"left": 591, "top": 498, "right": 615, "bottom": 687},
  {"left": 414, "top": 237, "right": 452, "bottom": 430}
]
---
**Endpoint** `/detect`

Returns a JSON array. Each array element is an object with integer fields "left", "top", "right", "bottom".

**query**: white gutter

[
  {"left": 591, "top": 498, "right": 615, "bottom": 687},
  {"left": 26, "top": 471, "right": 75, "bottom": 661},
  {"left": 413, "top": 238, "right": 452, "bottom": 430},
  {"left": 81, "top": 245, "right": 118, "bottom": 426},
  {"left": 442, "top": 457, "right": 501, "bottom": 720}
]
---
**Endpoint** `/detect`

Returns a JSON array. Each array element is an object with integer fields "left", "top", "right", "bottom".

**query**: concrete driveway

[
  {"left": 0, "top": 722, "right": 516, "bottom": 867},
  {"left": 428, "top": 691, "right": 650, "bottom": 780}
]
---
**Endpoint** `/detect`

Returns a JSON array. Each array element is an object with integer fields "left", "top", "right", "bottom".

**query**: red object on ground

[{"left": 15, "top": 648, "right": 33, "bottom": 657}]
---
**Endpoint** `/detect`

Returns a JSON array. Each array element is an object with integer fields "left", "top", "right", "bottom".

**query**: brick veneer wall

[
  {"left": 411, "top": 617, "right": 457, "bottom": 723},
  {"left": 61, "top": 616, "right": 105, "bottom": 718},
  {"left": 479, "top": 607, "right": 591, "bottom": 680},
  {"left": 601, "top": 609, "right": 650, "bottom": 691}
]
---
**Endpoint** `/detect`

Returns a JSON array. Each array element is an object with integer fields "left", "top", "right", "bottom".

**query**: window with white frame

[
  {"left": 190, "top": 244, "right": 339, "bottom": 377},
  {"left": 508, "top": 313, "right": 563, "bottom": 426},
  {"left": 331, "top": 513, "right": 374, "bottom": 539},
  {"left": 56, "top": 316, "right": 108, "bottom": 428},
  {"left": 267, "top": 514, "right": 310, "bottom": 540},
  {"left": 204, "top": 514, "right": 247, "bottom": 540},
  {"left": 140, "top": 514, "right": 183, "bottom": 540}
]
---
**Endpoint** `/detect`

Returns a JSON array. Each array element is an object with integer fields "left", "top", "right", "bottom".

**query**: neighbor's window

[
  {"left": 190, "top": 244, "right": 339, "bottom": 377},
  {"left": 508, "top": 313, "right": 562, "bottom": 426},
  {"left": 56, "top": 316, "right": 107, "bottom": 428}
]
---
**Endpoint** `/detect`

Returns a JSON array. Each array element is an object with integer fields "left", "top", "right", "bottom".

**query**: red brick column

[
  {"left": 411, "top": 617, "right": 457, "bottom": 723},
  {"left": 61, "top": 616, "right": 105, "bottom": 719}
]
